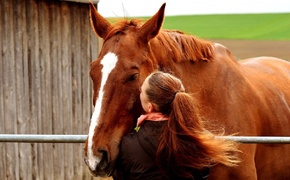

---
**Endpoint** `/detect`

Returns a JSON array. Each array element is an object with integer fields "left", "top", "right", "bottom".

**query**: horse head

[{"left": 84, "top": 2, "right": 166, "bottom": 177}]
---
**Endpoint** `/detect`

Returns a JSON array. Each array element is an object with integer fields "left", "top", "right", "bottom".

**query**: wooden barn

[{"left": 0, "top": 0, "right": 101, "bottom": 179}]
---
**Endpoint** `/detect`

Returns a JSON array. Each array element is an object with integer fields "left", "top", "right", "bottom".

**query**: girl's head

[{"left": 140, "top": 71, "right": 185, "bottom": 114}]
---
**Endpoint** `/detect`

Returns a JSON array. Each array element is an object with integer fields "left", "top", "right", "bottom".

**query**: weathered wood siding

[{"left": 0, "top": 0, "right": 101, "bottom": 179}]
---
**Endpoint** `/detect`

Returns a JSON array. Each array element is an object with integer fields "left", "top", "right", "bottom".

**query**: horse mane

[
  {"left": 157, "top": 30, "right": 215, "bottom": 62},
  {"left": 104, "top": 19, "right": 215, "bottom": 63}
]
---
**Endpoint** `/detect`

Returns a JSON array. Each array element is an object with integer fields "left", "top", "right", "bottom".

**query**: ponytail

[{"left": 157, "top": 92, "right": 240, "bottom": 178}]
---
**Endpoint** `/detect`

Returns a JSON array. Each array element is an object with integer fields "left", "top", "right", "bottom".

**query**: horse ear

[
  {"left": 138, "top": 3, "right": 166, "bottom": 43},
  {"left": 89, "top": 2, "right": 112, "bottom": 39}
]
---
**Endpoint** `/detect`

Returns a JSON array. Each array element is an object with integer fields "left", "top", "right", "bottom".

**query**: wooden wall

[{"left": 0, "top": 0, "right": 101, "bottom": 179}]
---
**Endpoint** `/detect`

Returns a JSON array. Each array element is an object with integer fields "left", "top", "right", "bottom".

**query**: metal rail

[
  {"left": 0, "top": 134, "right": 87, "bottom": 143},
  {"left": 215, "top": 136, "right": 290, "bottom": 144},
  {"left": 0, "top": 134, "right": 290, "bottom": 144}
]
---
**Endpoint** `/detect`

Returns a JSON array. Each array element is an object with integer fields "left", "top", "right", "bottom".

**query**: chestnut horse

[{"left": 84, "top": 3, "right": 290, "bottom": 179}]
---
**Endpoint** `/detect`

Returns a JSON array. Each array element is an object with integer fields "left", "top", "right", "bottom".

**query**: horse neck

[{"left": 149, "top": 32, "right": 243, "bottom": 100}]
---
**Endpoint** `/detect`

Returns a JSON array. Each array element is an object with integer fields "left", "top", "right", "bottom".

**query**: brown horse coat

[{"left": 84, "top": 3, "right": 290, "bottom": 179}]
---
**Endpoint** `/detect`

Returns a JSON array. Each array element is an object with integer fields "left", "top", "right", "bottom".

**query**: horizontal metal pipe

[
  {"left": 216, "top": 136, "right": 290, "bottom": 144},
  {"left": 0, "top": 134, "right": 290, "bottom": 144},
  {"left": 0, "top": 134, "right": 87, "bottom": 143}
]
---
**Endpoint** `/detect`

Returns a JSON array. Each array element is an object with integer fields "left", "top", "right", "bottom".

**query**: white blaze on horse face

[{"left": 87, "top": 52, "right": 118, "bottom": 171}]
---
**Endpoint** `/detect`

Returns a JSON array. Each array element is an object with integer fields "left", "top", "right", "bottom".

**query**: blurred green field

[{"left": 162, "top": 13, "right": 290, "bottom": 40}]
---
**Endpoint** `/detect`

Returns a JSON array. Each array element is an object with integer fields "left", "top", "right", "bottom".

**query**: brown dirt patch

[{"left": 212, "top": 40, "right": 290, "bottom": 61}]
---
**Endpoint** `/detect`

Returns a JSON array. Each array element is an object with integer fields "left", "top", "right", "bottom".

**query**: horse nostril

[{"left": 98, "top": 149, "right": 109, "bottom": 169}]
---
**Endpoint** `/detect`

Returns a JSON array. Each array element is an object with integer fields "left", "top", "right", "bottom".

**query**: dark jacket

[{"left": 113, "top": 121, "right": 210, "bottom": 180}]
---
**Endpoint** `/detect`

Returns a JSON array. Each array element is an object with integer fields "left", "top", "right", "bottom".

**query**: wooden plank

[
  {"left": 0, "top": 1, "right": 7, "bottom": 179},
  {"left": 80, "top": 4, "right": 91, "bottom": 136},
  {"left": 49, "top": 1, "right": 65, "bottom": 179},
  {"left": 14, "top": 1, "right": 33, "bottom": 179},
  {"left": 70, "top": 3, "right": 84, "bottom": 179},
  {"left": 38, "top": 1, "right": 55, "bottom": 179},
  {"left": 60, "top": 2, "right": 74, "bottom": 179},
  {"left": 2, "top": 0, "right": 19, "bottom": 179},
  {"left": 26, "top": 0, "right": 42, "bottom": 179}
]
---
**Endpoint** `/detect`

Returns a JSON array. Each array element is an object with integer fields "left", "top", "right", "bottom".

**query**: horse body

[
  {"left": 84, "top": 3, "right": 290, "bottom": 179},
  {"left": 199, "top": 46, "right": 290, "bottom": 179}
]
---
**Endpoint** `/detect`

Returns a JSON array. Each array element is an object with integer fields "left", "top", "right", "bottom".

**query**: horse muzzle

[{"left": 84, "top": 150, "right": 114, "bottom": 177}]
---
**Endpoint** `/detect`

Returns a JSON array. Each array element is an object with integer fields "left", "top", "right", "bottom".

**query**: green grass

[{"left": 162, "top": 13, "right": 290, "bottom": 40}]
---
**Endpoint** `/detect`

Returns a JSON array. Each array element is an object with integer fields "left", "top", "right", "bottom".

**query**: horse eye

[{"left": 127, "top": 73, "right": 138, "bottom": 82}]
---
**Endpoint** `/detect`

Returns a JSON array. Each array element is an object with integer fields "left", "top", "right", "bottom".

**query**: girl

[{"left": 113, "top": 71, "right": 240, "bottom": 180}]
